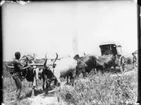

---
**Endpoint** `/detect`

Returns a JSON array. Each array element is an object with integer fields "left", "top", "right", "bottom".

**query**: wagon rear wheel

[{"left": 119, "top": 56, "right": 126, "bottom": 73}]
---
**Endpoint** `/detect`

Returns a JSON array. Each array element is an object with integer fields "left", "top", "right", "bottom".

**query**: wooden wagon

[{"left": 99, "top": 42, "right": 125, "bottom": 72}]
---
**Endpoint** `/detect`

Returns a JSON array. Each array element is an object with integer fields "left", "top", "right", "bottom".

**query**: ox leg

[
  {"left": 31, "top": 87, "right": 35, "bottom": 97},
  {"left": 75, "top": 70, "right": 79, "bottom": 79},
  {"left": 43, "top": 75, "right": 48, "bottom": 90},
  {"left": 46, "top": 78, "right": 53, "bottom": 93},
  {"left": 120, "top": 65, "right": 125, "bottom": 73},
  {"left": 94, "top": 68, "right": 97, "bottom": 74},
  {"left": 122, "top": 64, "right": 125, "bottom": 72},
  {"left": 42, "top": 76, "right": 46, "bottom": 90},
  {"left": 120, "top": 65, "right": 123, "bottom": 72},
  {"left": 36, "top": 79, "right": 38, "bottom": 90},
  {"left": 81, "top": 68, "right": 86, "bottom": 78},
  {"left": 101, "top": 68, "right": 104, "bottom": 74},
  {"left": 83, "top": 69, "right": 88, "bottom": 78},
  {"left": 44, "top": 77, "right": 49, "bottom": 94},
  {"left": 66, "top": 73, "right": 72, "bottom": 85},
  {"left": 55, "top": 76, "right": 61, "bottom": 87},
  {"left": 109, "top": 67, "right": 112, "bottom": 73},
  {"left": 42, "top": 78, "right": 45, "bottom": 90},
  {"left": 119, "top": 66, "right": 122, "bottom": 73},
  {"left": 45, "top": 80, "right": 49, "bottom": 94},
  {"left": 54, "top": 77, "right": 58, "bottom": 86},
  {"left": 31, "top": 77, "right": 36, "bottom": 97},
  {"left": 54, "top": 71, "right": 61, "bottom": 87},
  {"left": 113, "top": 66, "right": 116, "bottom": 73},
  {"left": 34, "top": 68, "right": 38, "bottom": 90},
  {"left": 83, "top": 72, "right": 87, "bottom": 78},
  {"left": 66, "top": 76, "right": 69, "bottom": 84},
  {"left": 71, "top": 78, "right": 75, "bottom": 86},
  {"left": 70, "top": 73, "right": 75, "bottom": 86}
]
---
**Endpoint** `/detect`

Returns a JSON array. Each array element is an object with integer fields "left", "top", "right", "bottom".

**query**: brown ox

[
  {"left": 74, "top": 54, "right": 98, "bottom": 78},
  {"left": 95, "top": 54, "right": 126, "bottom": 72}
]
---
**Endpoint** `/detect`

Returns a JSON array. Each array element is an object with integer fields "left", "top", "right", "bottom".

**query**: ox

[
  {"left": 19, "top": 55, "right": 40, "bottom": 96},
  {"left": 95, "top": 54, "right": 126, "bottom": 72},
  {"left": 28, "top": 53, "right": 58, "bottom": 94},
  {"left": 44, "top": 53, "right": 77, "bottom": 86},
  {"left": 41, "top": 53, "right": 58, "bottom": 92}
]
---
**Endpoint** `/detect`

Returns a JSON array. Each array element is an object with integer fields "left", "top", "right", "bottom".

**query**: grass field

[
  {"left": 3, "top": 64, "right": 138, "bottom": 105},
  {"left": 57, "top": 64, "right": 138, "bottom": 105}
]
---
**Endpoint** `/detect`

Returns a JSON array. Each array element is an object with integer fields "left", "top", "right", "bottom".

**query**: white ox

[
  {"left": 53, "top": 55, "right": 77, "bottom": 86},
  {"left": 43, "top": 53, "right": 77, "bottom": 86}
]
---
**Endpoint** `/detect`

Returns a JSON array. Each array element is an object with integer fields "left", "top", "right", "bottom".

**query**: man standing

[
  {"left": 12, "top": 52, "right": 30, "bottom": 99},
  {"left": 132, "top": 52, "right": 137, "bottom": 69}
]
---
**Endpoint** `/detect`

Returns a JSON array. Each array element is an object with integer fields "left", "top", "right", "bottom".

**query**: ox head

[
  {"left": 26, "top": 54, "right": 35, "bottom": 62},
  {"left": 84, "top": 52, "right": 86, "bottom": 56},
  {"left": 20, "top": 54, "right": 35, "bottom": 66},
  {"left": 20, "top": 55, "right": 35, "bottom": 77},
  {"left": 20, "top": 55, "right": 29, "bottom": 66},
  {"left": 43, "top": 52, "right": 58, "bottom": 69}
]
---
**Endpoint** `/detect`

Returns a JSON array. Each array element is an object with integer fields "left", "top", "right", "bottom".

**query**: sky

[{"left": 3, "top": 1, "right": 137, "bottom": 61}]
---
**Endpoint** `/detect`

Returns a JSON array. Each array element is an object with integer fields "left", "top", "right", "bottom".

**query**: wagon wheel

[{"left": 118, "top": 55, "right": 126, "bottom": 72}]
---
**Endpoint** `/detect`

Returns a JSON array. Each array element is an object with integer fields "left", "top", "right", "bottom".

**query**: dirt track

[
  {"left": 27, "top": 82, "right": 69, "bottom": 105},
  {"left": 28, "top": 92, "right": 60, "bottom": 105}
]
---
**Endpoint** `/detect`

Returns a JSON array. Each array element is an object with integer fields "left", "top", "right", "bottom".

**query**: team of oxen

[{"left": 5, "top": 52, "right": 126, "bottom": 97}]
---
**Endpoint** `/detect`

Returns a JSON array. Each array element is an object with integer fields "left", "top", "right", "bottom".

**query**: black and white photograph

[{"left": 2, "top": 1, "right": 138, "bottom": 105}]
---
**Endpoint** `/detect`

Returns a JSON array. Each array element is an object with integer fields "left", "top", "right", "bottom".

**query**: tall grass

[
  {"left": 3, "top": 76, "right": 32, "bottom": 105},
  {"left": 58, "top": 71, "right": 137, "bottom": 105},
  {"left": 3, "top": 63, "right": 137, "bottom": 105},
  {"left": 3, "top": 68, "right": 45, "bottom": 105},
  {"left": 3, "top": 66, "right": 34, "bottom": 105}
]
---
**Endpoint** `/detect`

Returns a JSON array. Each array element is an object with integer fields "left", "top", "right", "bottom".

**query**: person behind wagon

[
  {"left": 132, "top": 52, "right": 137, "bottom": 69},
  {"left": 12, "top": 52, "right": 30, "bottom": 99}
]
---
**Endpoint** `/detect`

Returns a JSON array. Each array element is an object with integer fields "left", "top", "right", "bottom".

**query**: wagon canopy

[{"left": 99, "top": 42, "right": 122, "bottom": 56}]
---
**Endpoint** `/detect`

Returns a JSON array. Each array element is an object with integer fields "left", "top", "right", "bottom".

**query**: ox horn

[
  {"left": 21, "top": 55, "right": 28, "bottom": 61},
  {"left": 84, "top": 52, "right": 86, "bottom": 55},
  {"left": 27, "top": 54, "right": 34, "bottom": 61},
  {"left": 52, "top": 53, "right": 58, "bottom": 73},
  {"left": 53, "top": 52, "right": 58, "bottom": 65},
  {"left": 45, "top": 53, "right": 47, "bottom": 59},
  {"left": 44, "top": 53, "right": 48, "bottom": 67}
]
